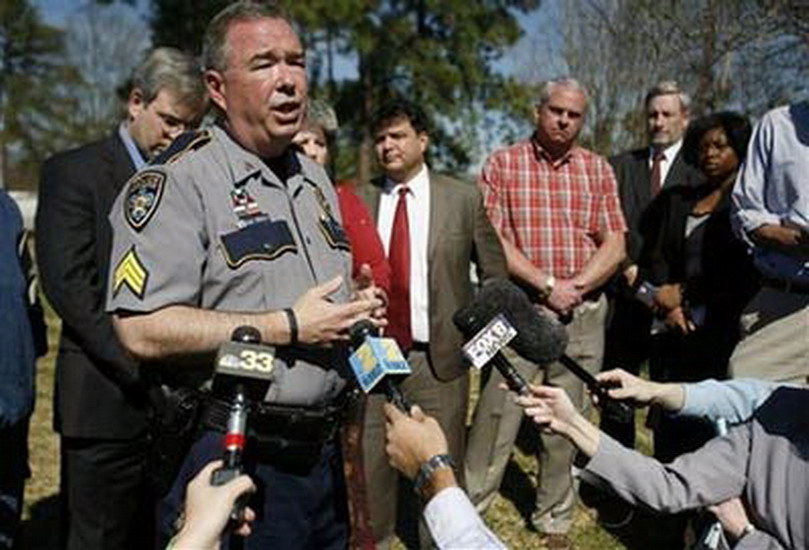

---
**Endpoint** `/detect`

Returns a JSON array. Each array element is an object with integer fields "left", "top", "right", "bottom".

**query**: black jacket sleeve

[{"left": 36, "top": 151, "right": 140, "bottom": 389}]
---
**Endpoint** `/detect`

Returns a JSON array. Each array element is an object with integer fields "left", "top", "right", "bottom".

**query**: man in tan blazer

[{"left": 359, "top": 98, "right": 506, "bottom": 548}]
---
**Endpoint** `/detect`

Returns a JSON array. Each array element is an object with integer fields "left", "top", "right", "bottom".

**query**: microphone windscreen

[
  {"left": 467, "top": 280, "right": 569, "bottom": 365},
  {"left": 453, "top": 297, "right": 498, "bottom": 336}
]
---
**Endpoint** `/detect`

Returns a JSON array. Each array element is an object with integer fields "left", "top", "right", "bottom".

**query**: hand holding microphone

[
  {"left": 174, "top": 461, "right": 256, "bottom": 549},
  {"left": 514, "top": 384, "right": 602, "bottom": 458},
  {"left": 384, "top": 403, "right": 448, "bottom": 480}
]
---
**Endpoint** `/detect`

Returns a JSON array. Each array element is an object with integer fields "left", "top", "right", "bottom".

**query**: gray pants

[{"left": 465, "top": 296, "right": 606, "bottom": 535}]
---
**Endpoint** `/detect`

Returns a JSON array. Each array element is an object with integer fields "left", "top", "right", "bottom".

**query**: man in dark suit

[
  {"left": 603, "top": 81, "right": 702, "bottom": 450},
  {"left": 591, "top": 81, "right": 702, "bottom": 530},
  {"left": 359, "top": 99, "right": 506, "bottom": 548},
  {"left": 36, "top": 48, "right": 207, "bottom": 550}
]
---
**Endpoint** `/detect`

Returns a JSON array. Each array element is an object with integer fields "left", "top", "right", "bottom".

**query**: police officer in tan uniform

[{"left": 106, "top": 4, "right": 384, "bottom": 549}]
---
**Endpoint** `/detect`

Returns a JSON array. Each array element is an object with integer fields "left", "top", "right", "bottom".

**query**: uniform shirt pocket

[{"left": 219, "top": 218, "right": 298, "bottom": 269}]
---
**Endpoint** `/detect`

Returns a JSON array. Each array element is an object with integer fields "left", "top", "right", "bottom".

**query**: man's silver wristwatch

[
  {"left": 413, "top": 453, "right": 455, "bottom": 498},
  {"left": 537, "top": 275, "right": 556, "bottom": 302}
]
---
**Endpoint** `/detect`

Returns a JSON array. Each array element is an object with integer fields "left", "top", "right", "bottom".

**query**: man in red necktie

[
  {"left": 597, "top": 81, "right": 703, "bottom": 533},
  {"left": 358, "top": 99, "right": 506, "bottom": 549},
  {"left": 602, "top": 82, "right": 701, "bottom": 445}
]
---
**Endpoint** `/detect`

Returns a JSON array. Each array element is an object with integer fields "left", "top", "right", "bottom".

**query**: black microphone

[
  {"left": 212, "top": 325, "right": 276, "bottom": 401},
  {"left": 475, "top": 280, "right": 569, "bottom": 365},
  {"left": 479, "top": 281, "right": 633, "bottom": 424},
  {"left": 453, "top": 281, "right": 559, "bottom": 396},
  {"left": 454, "top": 305, "right": 531, "bottom": 395},
  {"left": 453, "top": 280, "right": 569, "bottom": 396},
  {"left": 455, "top": 280, "right": 632, "bottom": 423},
  {"left": 210, "top": 325, "right": 275, "bottom": 524},
  {"left": 348, "top": 320, "right": 412, "bottom": 412}
]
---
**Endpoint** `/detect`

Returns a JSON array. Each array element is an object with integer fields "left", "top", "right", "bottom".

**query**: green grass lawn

[{"left": 21, "top": 307, "right": 659, "bottom": 549}]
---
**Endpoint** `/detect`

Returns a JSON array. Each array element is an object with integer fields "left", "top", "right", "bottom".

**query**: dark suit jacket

[
  {"left": 360, "top": 172, "right": 506, "bottom": 382},
  {"left": 37, "top": 132, "right": 148, "bottom": 439},
  {"left": 609, "top": 147, "right": 703, "bottom": 264},
  {"left": 638, "top": 186, "right": 760, "bottom": 334}
]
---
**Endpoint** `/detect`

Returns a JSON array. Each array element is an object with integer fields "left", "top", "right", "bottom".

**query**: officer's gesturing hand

[
  {"left": 353, "top": 263, "right": 388, "bottom": 322},
  {"left": 291, "top": 275, "right": 386, "bottom": 345}
]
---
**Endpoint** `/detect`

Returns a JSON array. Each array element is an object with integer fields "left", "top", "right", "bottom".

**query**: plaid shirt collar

[{"left": 530, "top": 132, "right": 581, "bottom": 169}]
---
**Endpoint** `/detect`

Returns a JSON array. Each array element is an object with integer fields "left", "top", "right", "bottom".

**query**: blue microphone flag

[{"left": 349, "top": 337, "right": 411, "bottom": 393}]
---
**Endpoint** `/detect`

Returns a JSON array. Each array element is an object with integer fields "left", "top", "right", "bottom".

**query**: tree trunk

[{"left": 357, "top": 53, "right": 375, "bottom": 185}]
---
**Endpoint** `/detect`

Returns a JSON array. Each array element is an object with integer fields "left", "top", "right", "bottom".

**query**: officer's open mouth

[{"left": 272, "top": 101, "right": 301, "bottom": 114}]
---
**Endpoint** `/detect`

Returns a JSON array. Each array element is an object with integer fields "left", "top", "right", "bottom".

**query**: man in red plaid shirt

[{"left": 465, "top": 77, "right": 626, "bottom": 548}]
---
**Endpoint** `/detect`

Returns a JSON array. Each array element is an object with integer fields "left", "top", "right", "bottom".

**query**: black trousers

[
  {"left": 600, "top": 297, "right": 653, "bottom": 449},
  {"left": 60, "top": 435, "right": 154, "bottom": 550},
  {"left": 648, "top": 328, "right": 729, "bottom": 463},
  {"left": 0, "top": 419, "right": 28, "bottom": 550},
  {"left": 158, "top": 430, "right": 348, "bottom": 550}
]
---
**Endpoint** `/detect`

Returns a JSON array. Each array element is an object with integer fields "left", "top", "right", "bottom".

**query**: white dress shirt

[
  {"left": 650, "top": 139, "right": 683, "bottom": 188},
  {"left": 424, "top": 487, "right": 506, "bottom": 549},
  {"left": 377, "top": 163, "right": 431, "bottom": 343}
]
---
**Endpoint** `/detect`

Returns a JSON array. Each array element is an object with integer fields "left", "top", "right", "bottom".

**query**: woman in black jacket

[{"left": 637, "top": 112, "right": 760, "bottom": 462}]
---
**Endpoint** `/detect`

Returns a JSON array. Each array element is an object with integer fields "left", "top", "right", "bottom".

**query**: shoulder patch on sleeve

[
  {"left": 152, "top": 129, "right": 213, "bottom": 166},
  {"left": 124, "top": 169, "right": 166, "bottom": 231},
  {"left": 113, "top": 246, "right": 149, "bottom": 299}
]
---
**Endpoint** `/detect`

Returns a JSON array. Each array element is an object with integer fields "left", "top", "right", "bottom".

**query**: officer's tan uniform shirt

[{"left": 106, "top": 126, "right": 352, "bottom": 406}]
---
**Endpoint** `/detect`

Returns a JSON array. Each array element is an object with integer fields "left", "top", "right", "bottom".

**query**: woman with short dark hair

[{"left": 637, "top": 112, "right": 760, "bottom": 461}]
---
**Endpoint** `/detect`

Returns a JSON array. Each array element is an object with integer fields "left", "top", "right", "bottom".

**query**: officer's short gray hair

[
  {"left": 130, "top": 47, "right": 206, "bottom": 109},
  {"left": 537, "top": 77, "right": 590, "bottom": 108},
  {"left": 645, "top": 80, "right": 691, "bottom": 114},
  {"left": 202, "top": 1, "right": 291, "bottom": 73}
]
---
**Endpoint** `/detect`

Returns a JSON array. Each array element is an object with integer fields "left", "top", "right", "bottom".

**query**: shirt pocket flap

[{"left": 220, "top": 219, "right": 297, "bottom": 268}]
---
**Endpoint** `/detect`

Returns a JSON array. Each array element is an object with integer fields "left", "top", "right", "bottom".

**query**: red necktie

[
  {"left": 387, "top": 186, "right": 412, "bottom": 351},
  {"left": 650, "top": 151, "right": 665, "bottom": 197}
]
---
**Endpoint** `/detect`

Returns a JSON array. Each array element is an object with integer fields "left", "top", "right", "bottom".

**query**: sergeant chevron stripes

[{"left": 113, "top": 246, "right": 149, "bottom": 299}]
